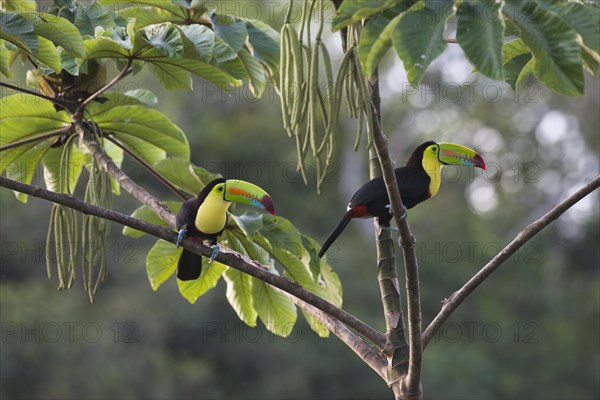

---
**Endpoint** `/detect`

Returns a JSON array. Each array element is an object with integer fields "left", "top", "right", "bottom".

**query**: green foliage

[
  {"left": 456, "top": 0, "right": 504, "bottom": 80},
  {"left": 136, "top": 159, "right": 343, "bottom": 336},
  {"left": 335, "top": 0, "right": 598, "bottom": 94},
  {"left": 393, "top": 1, "right": 452, "bottom": 86}
]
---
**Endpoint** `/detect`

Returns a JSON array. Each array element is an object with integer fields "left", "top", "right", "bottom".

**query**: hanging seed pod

[{"left": 82, "top": 159, "right": 112, "bottom": 303}]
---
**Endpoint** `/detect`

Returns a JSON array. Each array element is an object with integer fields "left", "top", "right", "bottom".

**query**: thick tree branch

[
  {"left": 367, "top": 74, "right": 422, "bottom": 398},
  {"left": 0, "top": 81, "right": 73, "bottom": 108},
  {"left": 0, "top": 127, "right": 72, "bottom": 152},
  {"left": 0, "top": 177, "right": 388, "bottom": 351},
  {"left": 366, "top": 75, "right": 408, "bottom": 360},
  {"left": 421, "top": 175, "right": 600, "bottom": 348}
]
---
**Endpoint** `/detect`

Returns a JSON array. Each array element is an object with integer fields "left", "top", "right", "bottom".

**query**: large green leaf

[
  {"left": 245, "top": 20, "right": 280, "bottom": 74},
  {"left": 332, "top": 0, "right": 399, "bottom": 31},
  {"left": 153, "top": 157, "right": 220, "bottom": 196},
  {"left": 33, "top": 13, "right": 85, "bottom": 57},
  {"left": 138, "top": 46, "right": 241, "bottom": 90},
  {"left": 392, "top": 1, "right": 452, "bottom": 85},
  {"left": 5, "top": 139, "right": 53, "bottom": 202},
  {"left": 255, "top": 215, "right": 314, "bottom": 289},
  {"left": 539, "top": 1, "right": 600, "bottom": 57},
  {"left": 74, "top": 2, "right": 116, "bottom": 37},
  {"left": 456, "top": 0, "right": 504, "bottom": 80},
  {"left": 0, "top": 11, "right": 38, "bottom": 53},
  {"left": 102, "top": 0, "right": 190, "bottom": 29},
  {"left": 2, "top": 0, "right": 37, "bottom": 12},
  {"left": 141, "top": 22, "right": 184, "bottom": 58},
  {"left": 0, "top": 12, "right": 61, "bottom": 71},
  {"left": 123, "top": 88, "right": 158, "bottom": 105},
  {"left": 210, "top": 13, "right": 247, "bottom": 54},
  {"left": 90, "top": 105, "right": 190, "bottom": 165},
  {"left": 503, "top": 1, "right": 584, "bottom": 96},
  {"left": 177, "top": 260, "right": 227, "bottom": 303},
  {"left": 358, "top": 3, "right": 411, "bottom": 76},
  {"left": 231, "top": 213, "right": 263, "bottom": 238},
  {"left": 223, "top": 267, "right": 258, "bottom": 327},
  {"left": 237, "top": 47, "right": 265, "bottom": 98},
  {"left": 252, "top": 279, "right": 297, "bottom": 337},
  {"left": 222, "top": 232, "right": 259, "bottom": 327},
  {"left": 0, "top": 39, "right": 12, "bottom": 77},
  {"left": 0, "top": 94, "right": 70, "bottom": 171},
  {"left": 42, "top": 139, "right": 90, "bottom": 194},
  {"left": 146, "top": 239, "right": 180, "bottom": 290},
  {"left": 502, "top": 39, "right": 532, "bottom": 90},
  {"left": 300, "top": 235, "right": 343, "bottom": 310},
  {"left": 34, "top": 36, "right": 62, "bottom": 72},
  {"left": 180, "top": 24, "right": 214, "bottom": 63},
  {"left": 122, "top": 201, "right": 181, "bottom": 238},
  {"left": 81, "top": 35, "right": 130, "bottom": 61}
]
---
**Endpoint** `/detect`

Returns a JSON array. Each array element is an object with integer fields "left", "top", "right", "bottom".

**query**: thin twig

[
  {"left": 0, "top": 175, "right": 388, "bottom": 350},
  {"left": 104, "top": 135, "right": 189, "bottom": 201},
  {"left": 421, "top": 175, "right": 600, "bottom": 348},
  {"left": 0, "top": 81, "right": 72, "bottom": 108},
  {"left": 0, "top": 127, "right": 72, "bottom": 152},
  {"left": 75, "top": 58, "right": 133, "bottom": 116}
]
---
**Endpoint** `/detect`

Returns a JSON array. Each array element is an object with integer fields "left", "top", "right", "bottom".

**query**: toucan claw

[
  {"left": 208, "top": 244, "right": 220, "bottom": 264},
  {"left": 381, "top": 225, "right": 399, "bottom": 233},
  {"left": 176, "top": 227, "right": 187, "bottom": 248}
]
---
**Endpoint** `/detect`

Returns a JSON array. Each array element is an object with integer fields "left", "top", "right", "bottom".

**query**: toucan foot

[
  {"left": 176, "top": 227, "right": 187, "bottom": 248},
  {"left": 385, "top": 204, "right": 408, "bottom": 220},
  {"left": 208, "top": 244, "right": 220, "bottom": 263},
  {"left": 381, "top": 225, "right": 399, "bottom": 233},
  {"left": 399, "top": 234, "right": 416, "bottom": 248}
]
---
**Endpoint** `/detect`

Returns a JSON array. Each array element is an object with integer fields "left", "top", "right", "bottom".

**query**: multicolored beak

[
  {"left": 223, "top": 179, "right": 275, "bottom": 215},
  {"left": 437, "top": 143, "right": 486, "bottom": 170}
]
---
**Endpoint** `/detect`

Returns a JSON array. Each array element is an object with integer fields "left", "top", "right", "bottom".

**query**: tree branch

[
  {"left": 366, "top": 75, "right": 408, "bottom": 355},
  {"left": 75, "top": 58, "right": 133, "bottom": 116},
  {"left": 367, "top": 75, "right": 422, "bottom": 398},
  {"left": 0, "top": 127, "right": 72, "bottom": 152},
  {"left": 421, "top": 175, "right": 600, "bottom": 348},
  {"left": 0, "top": 175, "right": 387, "bottom": 350},
  {"left": 0, "top": 81, "right": 73, "bottom": 108}
]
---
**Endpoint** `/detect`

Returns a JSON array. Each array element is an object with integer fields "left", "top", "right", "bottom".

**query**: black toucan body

[
  {"left": 176, "top": 178, "right": 275, "bottom": 281},
  {"left": 318, "top": 141, "right": 486, "bottom": 258}
]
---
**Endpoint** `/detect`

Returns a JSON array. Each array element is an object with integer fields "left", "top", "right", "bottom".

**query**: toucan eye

[
  {"left": 218, "top": 186, "right": 223, "bottom": 192},
  {"left": 432, "top": 147, "right": 437, "bottom": 153}
]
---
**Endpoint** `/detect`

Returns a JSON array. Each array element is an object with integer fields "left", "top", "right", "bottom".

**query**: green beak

[
  {"left": 437, "top": 143, "right": 486, "bottom": 170},
  {"left": 223, "top": 179, "right": 275, "bottom": 215}
]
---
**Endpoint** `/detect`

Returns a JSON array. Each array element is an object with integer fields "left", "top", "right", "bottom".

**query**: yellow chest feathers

[
  {"left": 422, "top": 154, "right": 443, "bottom": 198},
  {"left": 194, "top": 191, "right": 231, "bottom": 234}
]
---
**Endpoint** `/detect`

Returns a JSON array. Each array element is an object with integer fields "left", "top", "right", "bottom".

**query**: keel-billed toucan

[
  {"left": 318, "top": 141, "right": 486, "bottom": 258},
  {"left": 176, "top": 178, "right": 275, "bottom": 281}
]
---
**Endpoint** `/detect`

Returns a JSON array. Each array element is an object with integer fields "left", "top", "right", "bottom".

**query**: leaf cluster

[{"left": 334, "top": 0, "right": 599, "bottom": 96}]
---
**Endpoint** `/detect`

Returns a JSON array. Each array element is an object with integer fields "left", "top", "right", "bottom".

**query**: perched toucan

[
  {"left": 176, "top": 178, "right": 275, "bottom": 281},
  {"left": 318, "top": 141, "right": 486, "bottom": 258}
]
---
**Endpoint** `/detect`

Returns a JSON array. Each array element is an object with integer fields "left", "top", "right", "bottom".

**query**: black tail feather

[
  {"left": 177, "top": 249, "right": 203, "bottom": 281},
  {"left": 318, "top": 210, "right": 354, "bottom": 258}
]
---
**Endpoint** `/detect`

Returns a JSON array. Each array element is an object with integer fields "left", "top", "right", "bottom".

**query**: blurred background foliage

[{"left": 1, "top": 1, "right": 599, "bottom": 399}]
